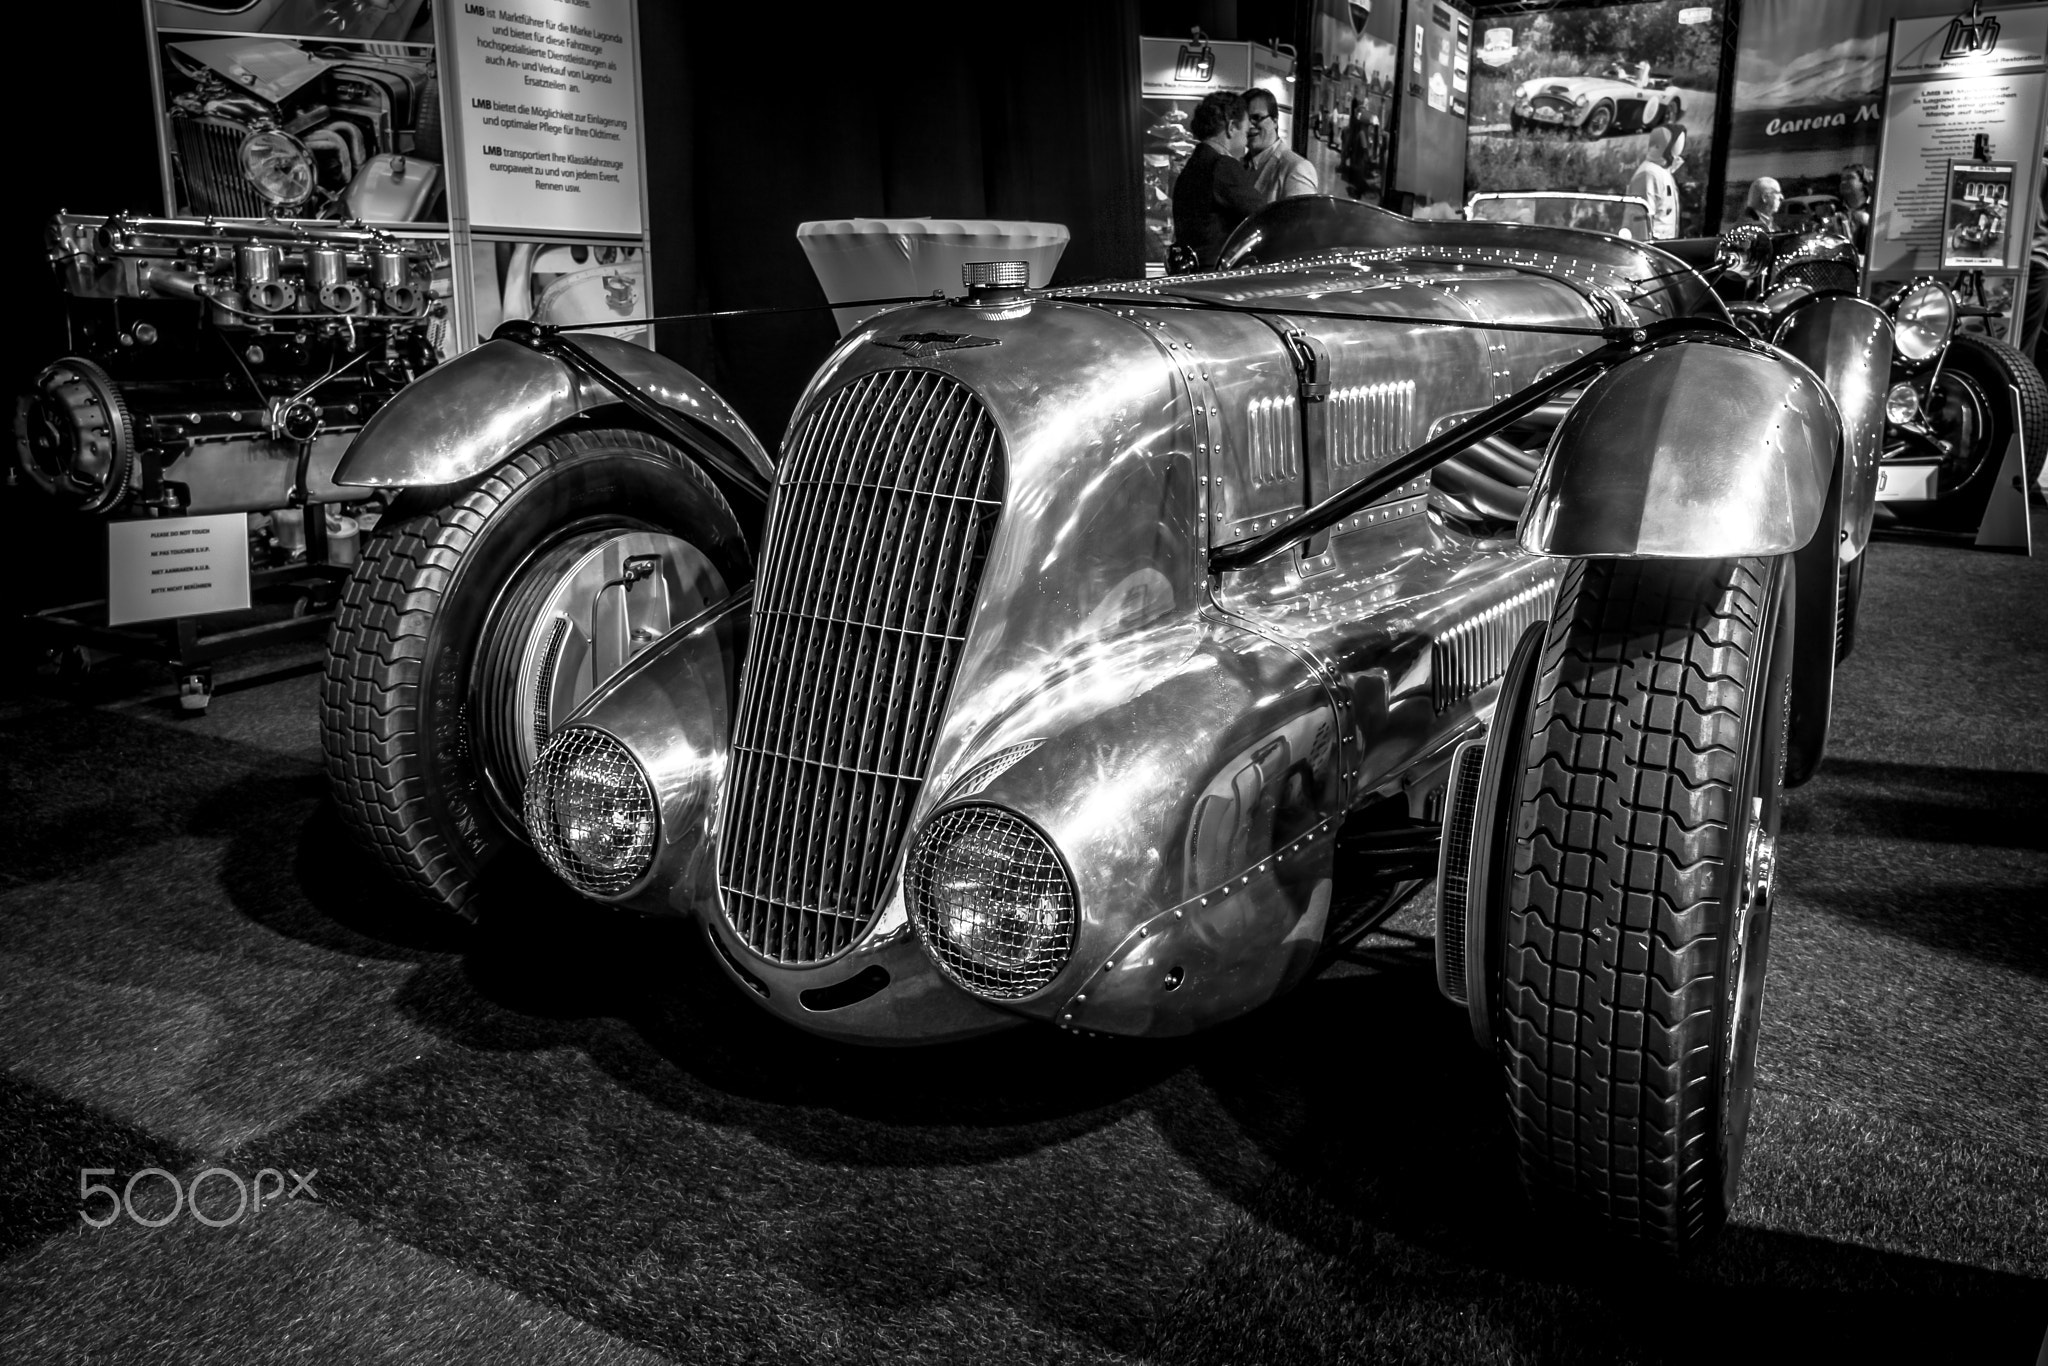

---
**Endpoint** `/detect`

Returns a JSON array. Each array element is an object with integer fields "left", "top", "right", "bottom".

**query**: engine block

[{"left": 18, "top": 213, "right": 445, "bottom": 515}]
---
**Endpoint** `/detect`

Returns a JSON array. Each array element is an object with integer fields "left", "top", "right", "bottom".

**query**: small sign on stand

[{"left": 107, "top": 514, "right": 251, "bottom": 626}]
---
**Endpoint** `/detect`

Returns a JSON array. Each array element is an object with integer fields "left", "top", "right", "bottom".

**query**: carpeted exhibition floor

[{"left": 2, "top": 514, "right": 2045, "bottom": 1365}]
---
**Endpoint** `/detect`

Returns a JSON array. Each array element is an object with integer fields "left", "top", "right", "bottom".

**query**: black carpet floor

[{"left": 2, "top": 515, "right": 2045, "bottom": 1365}]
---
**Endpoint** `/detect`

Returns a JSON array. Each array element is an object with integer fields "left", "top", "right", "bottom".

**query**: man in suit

[{"left": 1244, "top": 87, "right": 1318, "bottom": 204}]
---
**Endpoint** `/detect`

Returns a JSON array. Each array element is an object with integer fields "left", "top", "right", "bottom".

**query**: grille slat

[{"left": 720, "top": 370, "right": 1006, "bottom": 964}]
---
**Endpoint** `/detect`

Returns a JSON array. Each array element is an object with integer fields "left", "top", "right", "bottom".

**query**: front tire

[
  {"left": 1888, "top": 332, "right": 2048, "bottom": 531},
  {"left": 1495, "top": 556, "right": 1792, "bottom": 1255},
  {"left": 1579, "top": 103, "right": 1615, "bottom": 140},
  {"left": 322, "top": 427, "right": 750, "bottom": 918}
]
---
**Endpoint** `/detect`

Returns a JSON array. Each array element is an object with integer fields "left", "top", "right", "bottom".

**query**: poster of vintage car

[
  {"left": 151, "top": 32, "right": 448, "bottom": 224},
  {"left": 1942, "top": 160, "right": 2017, "bottom": 269},
  {"left": 1464, "top": 0, "right": 1724, "bottom": 238}
]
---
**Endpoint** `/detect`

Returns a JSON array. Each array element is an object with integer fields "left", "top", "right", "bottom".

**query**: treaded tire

[
  {"left": 1496, "top": 555, "right": 1793, "bottom": 1255},
  {"left": 1888, "top": 332, "right": 2048, "bottom": 531},
  {"left": 322, "top": 427, "right": 749, "bottom": 918}
]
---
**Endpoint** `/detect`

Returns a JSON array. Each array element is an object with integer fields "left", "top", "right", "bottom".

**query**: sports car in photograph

[
  {"left": 1510, "top": 66, "right": 1684, "bottom": 138},
  {"left": 323, "top": 197, "right": 1897, "bottom": 1257}
]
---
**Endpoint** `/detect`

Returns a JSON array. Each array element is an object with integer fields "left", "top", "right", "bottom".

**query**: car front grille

[
  {"left": 717, "top": 369, "right": 1006, "bottom": 964},
  {"left": 174, "top": 117, "right": 269, "bottom": 219}
]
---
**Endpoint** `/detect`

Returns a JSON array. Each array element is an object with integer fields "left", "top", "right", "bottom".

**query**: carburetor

[{"left": 17, "top": 212, "right": 445, "bottom": 515}]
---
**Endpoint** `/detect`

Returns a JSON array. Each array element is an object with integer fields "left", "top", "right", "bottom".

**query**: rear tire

[
  {"left": 322, "top": 427, "right": 749, "bottom": 918},
  {"left": 1495, "top": 555, "right": 1792, "bottom": 1255}
]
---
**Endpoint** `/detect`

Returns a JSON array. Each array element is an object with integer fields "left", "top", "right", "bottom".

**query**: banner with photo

[
  {"left": 1463, "top": 0, "right": 1724, "bottom": 238},
  {"left": 1720, "top": 0, "right": 2028, "bottom": 227}
]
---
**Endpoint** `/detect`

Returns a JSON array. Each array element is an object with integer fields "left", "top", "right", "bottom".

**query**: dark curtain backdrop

[{"left": 645, "top": 1, "right": 1144, "bottom": 445}]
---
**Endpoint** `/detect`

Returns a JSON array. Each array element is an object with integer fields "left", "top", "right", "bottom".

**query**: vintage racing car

[
  {"left": 1709, "top": 217, "right": 2046, "bottom": 539},
  {"left": 323, "top": 198, "right": 1895, "bottom": 1255},
  {"left": 1510, "top": 65, "right": 1684, "bottom": 139}
]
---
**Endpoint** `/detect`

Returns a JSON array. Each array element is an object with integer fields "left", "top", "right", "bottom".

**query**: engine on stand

[{"left": 10, "top": 212, "right": 448, "bottom": 710}]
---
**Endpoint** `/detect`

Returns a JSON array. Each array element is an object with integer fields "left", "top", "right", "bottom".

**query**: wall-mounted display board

[
  {"left": 1722, "top": 0, "right": 2048, "bottom": 229},
  {"left": 1393, "top": 0, "right": 1473, "bottom": 207},
  {"left": 1299, "top": 0, "right": 1401, "bottom": 208},
  {"left": 1867, "top": 4, "right": 2048, "bottom": 339},
  {"left": 1464, "top": 0, "right": 1725, "bottom": 237},
  {"left": 141, "top": 0, "right": 653, "bottom": 357}
]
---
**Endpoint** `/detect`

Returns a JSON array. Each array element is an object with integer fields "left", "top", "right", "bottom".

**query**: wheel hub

[{"left": 474, "top": 527, "right": 722, "bottom": 828}]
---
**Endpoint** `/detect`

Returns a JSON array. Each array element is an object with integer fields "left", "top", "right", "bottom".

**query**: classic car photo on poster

[
  {"left": 1464, "top": 0, "right": 1724, "bottom": 238},
  {"left": 1942, "top": 159, "right": 2016, "bottom": 269},
  {"left": 152, "top": 32, "right": 447, "bottom": 224}
]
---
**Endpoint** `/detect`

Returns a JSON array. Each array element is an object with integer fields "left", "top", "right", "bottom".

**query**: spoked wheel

[
  {"left": 1888, "top": 333, "right": 2048, "bottom": 532},
  {"left": 1493, "top": 555, "right": 1793, "bottom": 1255},
  {"left": 1578, "top": 103, "right": 1615, "bottom": 140},
  {"left": 323, "top": 427, "right": 750, "bottom": 918}
]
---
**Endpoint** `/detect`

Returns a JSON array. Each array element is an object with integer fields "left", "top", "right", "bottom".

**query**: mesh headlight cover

[
  {"left": 908, "top": 804, "right": 1077, "bottom": 1000},
  {"left": 525, "top": 726, "right": 658, "bottom": 897},
  {"left": 239, "top": 129, "right": 315, "bottom": 208}
]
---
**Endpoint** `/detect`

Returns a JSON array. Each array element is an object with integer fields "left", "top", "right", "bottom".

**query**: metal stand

[
  {"left": 18, "top": 555, "right": 345, "bottom": 714},
  {"left": 1974, "top": 385, "right": 2035, "bottom": 554}
]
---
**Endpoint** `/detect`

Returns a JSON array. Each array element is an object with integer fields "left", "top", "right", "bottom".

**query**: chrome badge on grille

[{"left": 871, "top": 332, "right": 1001, "bottom": 358}]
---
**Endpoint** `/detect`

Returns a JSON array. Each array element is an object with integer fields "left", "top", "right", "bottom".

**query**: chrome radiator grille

[
  {"left": 174, "top": 118, "right": 269, "bottom": 219},
  {"left": 718, "top": 369, "right": 1006, "bottom": 964}
]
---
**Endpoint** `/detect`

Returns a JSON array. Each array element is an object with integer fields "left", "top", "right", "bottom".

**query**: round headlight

[
  {"left": 1885, "top": 381, "right": 1921, "bottom": 425},
  {"left": 238, "top": 129, "right": 315, "bottom": 209},
  {"left": 908, "top": 804, "right": 1077, "bottom": 1000},
  {"left": 1892, "top": 280, "right": 1954, "bottom": 365},
  {"left": 524, "top": 726, "right": 658, "bottom": 897}
]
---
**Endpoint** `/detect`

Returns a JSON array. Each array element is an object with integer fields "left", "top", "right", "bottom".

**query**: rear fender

[{"left": 333, "top": 335, "right": 774, "bottom": 492}]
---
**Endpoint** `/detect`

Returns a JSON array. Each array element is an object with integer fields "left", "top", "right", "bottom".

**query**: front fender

[
  {"left": 333, "top": 335, "right": 773, "bottom": 489},
  {"left": 954, "top": 617, "right": 1342, "bottom": 1037},
  {"left": 1519, "top": 340, "right": 1841, "bottom": 558},
  {"left": 1772, "top": 295, "right": 1891, "bottom": 563},
  {"left": 538, "top": 587, "right": 751, "bottom": 917}
]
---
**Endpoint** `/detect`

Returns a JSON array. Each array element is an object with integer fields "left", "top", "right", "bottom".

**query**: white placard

[
  {"left": 107, "top": 515, "right": 251, "bottom": 626},
  {"left": 442, "top": 0, "right": 644, "bottom": 237}
]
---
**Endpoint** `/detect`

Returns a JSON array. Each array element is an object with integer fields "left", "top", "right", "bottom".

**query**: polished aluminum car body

[{"left": 494, "top": 200, "right": 1877, "bottom": 1044}]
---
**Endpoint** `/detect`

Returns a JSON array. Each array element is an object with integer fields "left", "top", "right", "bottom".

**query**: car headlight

[
  {"left": 524, "top": 726, "right": 658, "bottom": 897},
  {"left": 1890, "top": 279, "right": 1954, "bottom": 365},
  {"left": 1885, "top": 381, "right": 1922, "bottom": 425},
  {"left": 1574, "top": 93, "right": 1590, "bottom": 107},
  {"left": 239, "top": 129, "right": 315, "bottom": 209},
  {"left": 908, "top": 804, "right": 1077, "bottom": 1000}
]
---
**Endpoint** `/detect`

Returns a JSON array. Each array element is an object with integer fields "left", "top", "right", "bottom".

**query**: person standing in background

[
  {"left": 1626, "top": 126, "right": 1681, "bottom": 240},
  {"left": 1743, "top": 177, "right": 1783, "bottom": 229},
  {"left": 1244, "top": 87, "right": 1317, "bottom": 204},
  {"left": 1171, "top": 91, "right": 1264, "bottom": 271},
  {"left": 1835, "top": 162, "right": 1874, "bottom": 257}
]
